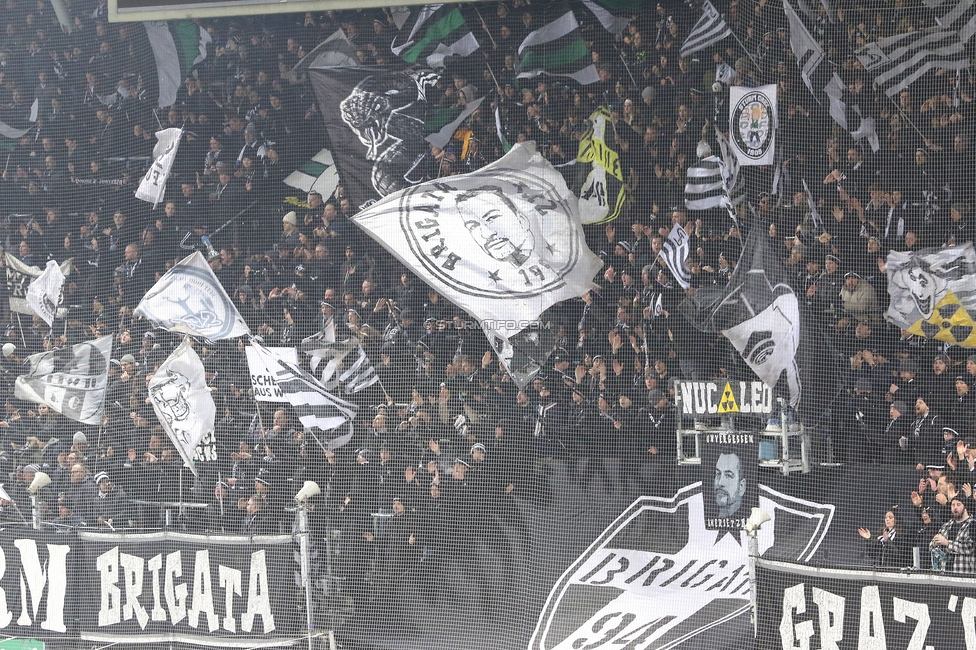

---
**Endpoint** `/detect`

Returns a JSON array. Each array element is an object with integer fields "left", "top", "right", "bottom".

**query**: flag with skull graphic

[{"left": 148, "top": 337, "right": 216, "bottom": 476}]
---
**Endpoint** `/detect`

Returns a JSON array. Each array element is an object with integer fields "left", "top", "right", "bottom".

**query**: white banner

[
  {"left": 728, "top": 84, "right": 777, "bottom": 166},
  {"left": 147, "top": 338, "right": 216, "bottom": 476},
  {"left": 135, "top": 127, "right": 182, "bottom": 207},
  {"left": 245, "top": 346, "right": 300, "bottom": 402},
  {"left": 26, "top": 259, "right": 65, "bottom": 327}
]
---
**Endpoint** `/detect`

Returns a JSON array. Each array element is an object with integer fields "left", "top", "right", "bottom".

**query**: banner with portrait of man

[{"left": 702, "top": 433, "right": 757, "bottom": 531}]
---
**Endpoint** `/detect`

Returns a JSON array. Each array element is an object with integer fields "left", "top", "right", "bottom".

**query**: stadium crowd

[{"left": 0, "top": 0, "right": 975, "bottom": 626}]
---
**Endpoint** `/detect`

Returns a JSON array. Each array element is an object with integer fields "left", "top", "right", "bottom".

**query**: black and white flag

[
  {"left": 251, "top": 342, "right": 358, "bottom": 449},
  {"left": 679, "top": 223, "right": 840, "bottom": 426},
  {"left": 26, "top": 260, "right": 65, "bottom": 327},
  {"left": 926, "top": 0, "right": 976, "bottom": 43},
  {"left": 134, "top": 127, "right": 182, "bottom": 208},
  {"left": 728, "top": 85, "right": 777, "bottom": 166},
  {"left": 680, "top": 0, "right": 733, "bottom": 58},
  {"left": 5, "top": 254, "right": 71, "bottom": 316},
  {"left": 349, "top": 142, "right": 600, "bottom": 383},
  {"left": 15, "top": 335, "right": 112, "bottom": 425},
  {"left": 685, "top": 144, "right": 745, "bottom": 213},
  {"left": 884, "top": 243, "right": 976, "bottom": 347},
  {"left": 855, "top": 27, "right": 970, "bottom": 97},
  {"left": 148, "top": 338, "right": 215, "bottom": 476},
  {"left": 135, "top": 252, "right": 251, "bottom": 340},
  {"left": 783, "top": 0, "right": 828, "bottom": 96},
  {"left": 302, "top": 335, "right": 380, "bottom": 395},
  {"left": 661, "top": 224, "right": 693, "bottom": 290}
]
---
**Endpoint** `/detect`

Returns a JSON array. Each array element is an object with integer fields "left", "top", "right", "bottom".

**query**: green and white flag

[
  {"left": 426, "top": 96, "right": 484, "bottom": 149},
  {"left": 283, "top": 147, "right": 340, "bottom": 198},
  {"left": 391, "top": 4, "right": 480, "bottom": 69},
  {"left": 145, "top": 21, "right": 212, "bottom": 108},
  {"left": 517, "top": 11, "right": 600, "bottom": 85}
]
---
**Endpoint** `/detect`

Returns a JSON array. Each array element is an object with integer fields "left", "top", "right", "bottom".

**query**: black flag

[{"left": 679, "top": 222, "right": 841, "bottom": 426}]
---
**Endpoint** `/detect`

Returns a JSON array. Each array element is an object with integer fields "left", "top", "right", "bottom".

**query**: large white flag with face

[
  {"left": 134, "top": 127, "right": 182, "bottom": 207},
  {"left": 135, "top": 251, "right": 251, "bottom": 340},
  {"left": 15, "top": 336, "right": 112, "bottom": 425},
  {"left": 26, "top": 259, "right": 65, "bottom": 327},
  {"left": 350, "top": 142, "right": 600, "bottom": 378},
  {"left": 148, "top": 338, "right": 215, "bottom": 476}
]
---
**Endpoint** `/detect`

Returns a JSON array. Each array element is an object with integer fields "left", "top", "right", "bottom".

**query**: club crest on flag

[{"left": 729, "top": 86, "right": 776, "bottom": 165}]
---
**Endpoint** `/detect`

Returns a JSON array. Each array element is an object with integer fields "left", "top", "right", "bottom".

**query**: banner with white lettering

[
  {"left": 703, "top": 434, "right": 757, "bottom": 532},
  {"left": 77, "top": 530, "right": 299, "bottom": 646},
  {"left": 757, "top": 559, "right": 976, "bottom": 650},
  {"left": 244, "top": 346, "right": 300, "bottom": 402},
  {"left": 676, "top": 380, "right": 775, "bottom": 418},
  {"left": 0, "top": 530, "right": 78, "bottom": 638}
]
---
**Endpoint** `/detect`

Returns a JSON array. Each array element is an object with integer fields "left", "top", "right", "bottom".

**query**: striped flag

[
  {"left": 144, "top": 21, "right": 212, "bottom": 108},
  {"left": 303, "top": 336, "right": 380, "bottom": 395},
  {"left": 680, "top": 1, "right": 732, "bottom": 58},
  {"left": 283, "top": 147, "right": 340, "bottom": 198},
  {"left": 661, "top": 225, "right": 693, "bottom": 290},
  {"left": 783, "top": 0, "right": 879, "bottom": 151},
  {"left": 391, "top": 4, "right": 480, "bottom": 69},
  {"left": 855, "top": 27, "right": 970, "bottom": 98},
  {"left": 926, "top": 0, "right": 976, "bottom": 43},
  {"left": 517, "top": 11, "right": 600, "bottom": 85},
  {"left": 252, "top": 342, "right": 358, "bottom": 449},
  {"left": 684, "top": 149, "right": 744, "bottom": 213}
]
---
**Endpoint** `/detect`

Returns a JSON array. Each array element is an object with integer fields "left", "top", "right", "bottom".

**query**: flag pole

[{"left": 471, "top": 6, "right": 498, "bottom": 50}]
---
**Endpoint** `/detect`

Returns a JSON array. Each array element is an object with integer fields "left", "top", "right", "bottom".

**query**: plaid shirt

[{"left": 932, "top": 516, "right": 976, "bottom": 573}]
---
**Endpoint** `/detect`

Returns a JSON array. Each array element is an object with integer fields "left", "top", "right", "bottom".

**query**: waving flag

[
  {"left": 349, "top": 142, "right": 600, "bottom": 384},
  {"left": 283, "top": 147, "right": 340, "bottom": 198},
  {"left": 148, "top": 338, "right": 215, "bottom": 476},
  {"left": 302, "top": 336, "right": 379, "bottom": 394},
  {"left": 135, "top": 127, "right": 182, "bottom": 207},
  {"left": 5, "top": 254, "right": 72, "bottom": 316},
  {"left": 680, "top": 0, "right": 732, "bottom": 58},
  {"left": 661, "top": 224, "right": 693, "bottom": 290},
  {"left": 391, "top": 4, "right": 481, "bottom": 69},
  {"left": 144, "top": 21, "right": 212, "bottom": 108},
  {"left": 680, "top": 223, "right": 840, "bottom": 426},
  {"left": 577, "top": 107, "right": 627, "bottom": 224},
  {"left": 15, "top": 336, "right": 112, "bottom": 425},
  {"left": 517, "top": 11, "right": 600, "bottom": 85},
  {"left": 855, "top": 27, "right": 970, "bottom": 97},
  {"left": 927, "top": 0, "right": 976, "bottom": 43},
  {"left": 26, "top": 260, "right": 65, "bottom": 327},
  {"left": 135, "top": 252, "right": 251, "bottom": 340},
  {"left": 884, "top": 243, "right": 976, "bottom": 347},
  {"left": 251, "top": 342, "right": 358, "bottom": 449}
]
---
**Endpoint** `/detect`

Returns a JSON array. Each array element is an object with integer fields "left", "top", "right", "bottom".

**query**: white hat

[
  {"left": 282, "top": 211, "right": 297, "bottom": 225},
  {"left": 1, "top": 343, "right": 14, "bottom": 357}
]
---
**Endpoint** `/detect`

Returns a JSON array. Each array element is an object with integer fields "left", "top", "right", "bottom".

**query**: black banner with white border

[{"left": 0, "top": 529, "right": 299, "bottom": 646}]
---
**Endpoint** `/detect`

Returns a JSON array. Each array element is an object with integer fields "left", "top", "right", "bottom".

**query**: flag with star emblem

[
  {"left": 349, "top": 142, "right": 601, "bottom": 383},
  {"left": 884, "top": 243, "right": 976, "bottom": 346}
]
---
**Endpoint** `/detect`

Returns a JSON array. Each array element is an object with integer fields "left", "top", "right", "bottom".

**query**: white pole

[{"left": 298, "top": 503, "right": 315, "bottom": 650}]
